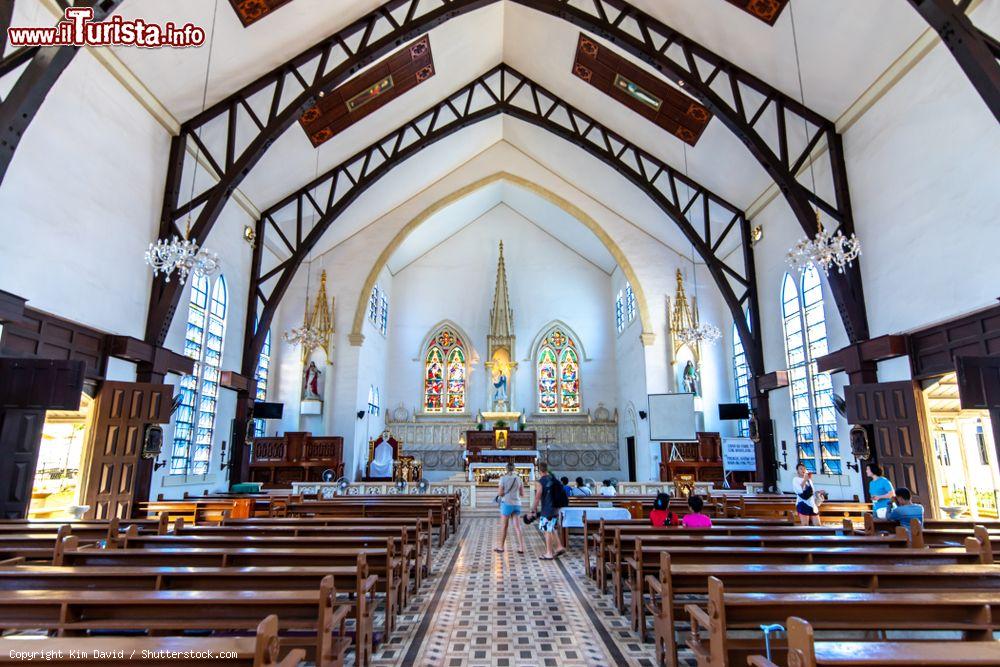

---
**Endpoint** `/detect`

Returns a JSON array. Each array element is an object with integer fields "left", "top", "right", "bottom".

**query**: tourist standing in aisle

[
  {"left": 495, "top": 463, "right": 526, "bottom": 554},
  {"left": 866, "top": 463, "right": 895, "bottom": 519},
  {"left": 792, "top": 463, "right": 820, "bottom": 526},
  {"left": 529, "top": 462, "right": 566, "bottom": 560}
]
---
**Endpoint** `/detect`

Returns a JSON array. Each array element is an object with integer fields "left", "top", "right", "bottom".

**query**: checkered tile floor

[{"left": 367, "top": 517, "right": 684, "bottom": 666}]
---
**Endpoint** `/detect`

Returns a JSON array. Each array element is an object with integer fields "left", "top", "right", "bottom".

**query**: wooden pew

[
  {"left": 143, "top": 499, "right": 257, "bottom": 523},
  {"left": 686, "top": 578, "right": 999, "bottom": 667},
  {"left": 613, "top": 531, "right": 911, "bottom": 616},
  {"left": 287, "top": 493, "right": 462, "bottom": 531},
  {"left": 170, "top": 519, "right": 431, "bottom": 587},
  {"left": 643, "top": 554, "right": 1000, "bottom": 666},
  {"left": 737, "top": 498, "right": 869, "bottom": 525},
  {"left": 55, "top": 541, "right": 403, "bottom": 636},
  {"left": 0, "top": 579, "right": 350, "bottom": 667},
  {"left": 119, "top": 531, "right": 415, "bottom": 606},
  {"left": 748, "top": 617, "right": 1000, "bottom": 667},
  {"left": 0, "top": 562, "right": 377, "bottom": 666},
  {"left": 279, "top": 497, "right": 455, "bottom": 543},
  {"left": 0, "top": 527, "right": 100, "bottom": 563},
  {"left": 0, "top": 615, "right": 302, "bottom": 666}
]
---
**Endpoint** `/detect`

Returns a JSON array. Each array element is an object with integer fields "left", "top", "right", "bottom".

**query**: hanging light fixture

[
  {"left": 675, "top": 145, "right": 721, "bottom": 346},
  {"left": 283, "top": 150, "right": 327, "bottom": 355},
  {"left": 145, "top": 0, "right": 222, "bottom": 285},
  {"left": 784, "top": 3, "right": 860, "bottom": 276}
]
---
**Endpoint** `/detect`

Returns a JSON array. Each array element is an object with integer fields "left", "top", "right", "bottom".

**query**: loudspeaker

[
  {"left": 718, "top": 403, "right": 750, "bottom": 421},
  {"left": 253, "top": 401, "right": 284, "bottom": 420}
]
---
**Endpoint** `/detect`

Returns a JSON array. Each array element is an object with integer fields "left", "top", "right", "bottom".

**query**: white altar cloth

[
  {"left": 463, "top": 450, "right": 540, "bottom": 458},
  {"left": 468, "top": 462, "right": 535, "bottom": 482},
  {"left": 558, "top": 507, "right": 632, "bottom": 528}
]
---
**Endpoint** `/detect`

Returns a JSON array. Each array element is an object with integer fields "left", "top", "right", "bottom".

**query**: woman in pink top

[{"left": 681, "top": 495, "right": 713, "bottom": 529}]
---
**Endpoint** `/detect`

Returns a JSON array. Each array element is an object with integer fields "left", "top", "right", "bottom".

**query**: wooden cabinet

[{"left": 248, "top": 432, "right": 344, "bottom": 488}]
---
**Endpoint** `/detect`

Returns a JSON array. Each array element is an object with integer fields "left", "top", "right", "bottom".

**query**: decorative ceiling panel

[
  {"left": 722, "top": 0, "right": 790, "bottom": 26},
  {"left": 299, "top": 36, "right": 435, "bottom": 147},
  {"left": 572, "top": 34, "right": 712, "bottom": 146},
  {"left": 228, "top": 0, "right": 295, "bottom": 27}
]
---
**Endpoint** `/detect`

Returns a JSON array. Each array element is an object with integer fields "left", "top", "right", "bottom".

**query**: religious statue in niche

[
  {"left": 682, "top": 360, "right": 701, "bottom": 397},
  {"left": 303, "top": 361, "right": 323, "bottom": 401},
  {"left": 490, "top": 347, "right": 512, "bottom": 411}
]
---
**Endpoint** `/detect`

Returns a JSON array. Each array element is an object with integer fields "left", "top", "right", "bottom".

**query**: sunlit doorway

[
  {"left": 27, "top": 393, "right": 94, "bottom": 520},
  {"left": 924, "top": 373, "right": 1000, "bottom": 519}
]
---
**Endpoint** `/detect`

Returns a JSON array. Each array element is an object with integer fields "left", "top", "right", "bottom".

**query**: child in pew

[
  {"left": 649, "top": 493, "right": 679, "bottom": 527},
  {"left": 887, "top": 487, "right": 924, "bottom": 536},
  {"left": 681, "top": 495, "right": 713, "bottom": 529}
]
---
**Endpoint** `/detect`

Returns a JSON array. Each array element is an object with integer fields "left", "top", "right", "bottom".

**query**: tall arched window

[
  {"left": 732, "top": 322, "right": 751, "bottom": 437},
  {"left": 423, "top": 328, "right": 466, "bottom": 413},
  {"left": 781, "top": 268, "right": 840, "bottom": 474},
  {"left": 253, "top": 330, "right": 272, "bottom": 438},
  {"left": 538, "top": 328, "right": 581, "bottom": 414},
  {"left": 172, "top": 275, "right": 227, "bottom": 475},
  {"left": 615, "top": 282, "right": 637, "bottom": 334}
]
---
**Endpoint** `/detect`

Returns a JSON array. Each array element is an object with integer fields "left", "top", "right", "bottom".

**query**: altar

[{"left": 468, "top": 462, "right": 535, "bottom": 484}]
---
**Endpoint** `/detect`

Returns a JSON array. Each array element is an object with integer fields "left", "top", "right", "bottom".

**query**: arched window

[
  {"left": 423, "top": 328, "right": 466, "bottom": 413},
  {"left": 781, "top": 268, "right": 840, "bottom": 474},
  {"left": 368, "top": 285, "right": 380, "bottom": 325},
  {"left": 732, "top": 322, "right": 751, "bottom": 437},
  {"left": 171, "top": 275, "right": 227, "bottom": 476},
  {"left": 368, "top": 385, "right": 381, "bottom": 416},
  {"left": 538, "top": 328, "right": 581, "bottom": 414},
  {"left": 252, "top": 330, "right": 272, "bottom": 438}
]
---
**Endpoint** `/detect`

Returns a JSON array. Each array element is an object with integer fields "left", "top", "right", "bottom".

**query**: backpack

[{"left": 549, "top": 476, "right": 570, "bottom": 509}]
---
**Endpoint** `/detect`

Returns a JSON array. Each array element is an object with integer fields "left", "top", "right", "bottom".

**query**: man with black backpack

[{"left": 528, "top": 461, "right": 567, "bottom": 559}]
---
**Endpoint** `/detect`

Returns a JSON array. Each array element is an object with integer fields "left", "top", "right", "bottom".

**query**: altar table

[{"left": 558, "top": 507, "right": 632, "bottom": 528}]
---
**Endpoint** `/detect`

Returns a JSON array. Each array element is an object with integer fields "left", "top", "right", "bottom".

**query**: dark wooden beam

[
  {"left": 0, "top": 290, "right": 27, "bottom": 325},
  {"left": 107, "top": 336, "right": 194, "bottom": 380},
  {"left": 220, "top": 370, "right": 253, "bottom": 393},
  {"left": 0, "top": 0, "right": 124, "bottom": 187},
  {"left": 908, "top": 0, "right": 1000, "bottom": 122},
  {"left": 754, "top": 371, "right": 789, "bottom": 394},
  {"left": 817, "top": 335, "right": 908, "bottom": 384},
  {"left": 145, "top": 0, "right": 867, "bottom": 352}
]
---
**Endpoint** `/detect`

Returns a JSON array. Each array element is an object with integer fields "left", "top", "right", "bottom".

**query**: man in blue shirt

[
  {"left": 866, "top": 463, "right": 894, "bottom": 518},
  {"left": 887, "top": 487, "right": 924, "bottom": 536}
]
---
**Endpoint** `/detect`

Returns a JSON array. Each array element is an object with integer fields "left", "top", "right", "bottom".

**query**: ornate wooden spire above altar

[{"left": 484, "top": 241, "right": 519, "bottom": 421}]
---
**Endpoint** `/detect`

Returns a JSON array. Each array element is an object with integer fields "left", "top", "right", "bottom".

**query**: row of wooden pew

[
  {"left": 580, "top": 510, "right": 1000, "bottom": 667},
  {"left": 0, "top": 493, "right": 462, "bottom": 667}
]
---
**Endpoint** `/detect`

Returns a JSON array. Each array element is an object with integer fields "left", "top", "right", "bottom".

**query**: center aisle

[{"left": 372, "top": 516, "right": 664, "bottom": 667}]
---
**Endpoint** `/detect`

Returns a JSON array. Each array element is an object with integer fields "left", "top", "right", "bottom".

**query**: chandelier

[
  {"left": 145, "top": 0, "right": 222, "bottom": 286},
  {"left": 670, "top": 269, "right": 721, "bottom": 348},
  {"left": 145, "top": 232, "right": 220, "bottom": 285},
  {"left": 283, "top": 268, "right": 333, "bottom": 359},
  {"left": 787, "top": 211, "right": 861, "bottom": 275},
  {"left": 282, "top": 321, "right": 325, "bottom": 351}
]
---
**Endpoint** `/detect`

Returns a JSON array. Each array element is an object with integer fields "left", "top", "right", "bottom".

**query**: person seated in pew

[
  {"left": 649, "top": 493, "right": 679, "bottom": 527},
  {"left": 598, "top": 480, "right": 616, "bottom": 508},
  {"left": 887, "top": 487, "right": 924, "bottom": 535},
  {"left": 574, "top": 477, "right": 593, "bottom": 497},
  {"left": 682, "top": 495, "right": 713, "bottom": 529},
  {"left": 561, "top": 476, "right": 574, "bottom": 497}
]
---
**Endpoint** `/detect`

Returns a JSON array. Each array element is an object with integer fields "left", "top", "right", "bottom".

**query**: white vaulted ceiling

[{"left": 36, "top": 0, "right": 996, "bottom": 255}]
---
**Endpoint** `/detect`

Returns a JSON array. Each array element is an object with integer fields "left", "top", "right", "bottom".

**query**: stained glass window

[
  {"left": 368, "top": 285, "right": 380, "bottom": 325},
  {"left": 537, "top": 328, "right": 581, "bottom": 414},
  {"left": 253, "top": 330, "right": 272, "bottom": 438},
  {"left": 781, "top": 268, "right": 840, "bottom": 474},
  {"left": 625, "top": 283, "right": 637, "bottom": 324},
  {"left": 171, "top": 275, "right": 227, "bottom": 476},
  {"left": 615, "top": 284, "right": 637, "bottom": 334},
  {"left": 424, "top": 328, "right": 466, "bottom": 413},
  {"left": 368, "top": 385, "right": 381, "bottom": 416},
  {"left": 732, "top": 321, "right": 751, "bottom": 438}
]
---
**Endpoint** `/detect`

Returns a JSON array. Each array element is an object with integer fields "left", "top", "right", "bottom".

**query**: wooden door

[
  {"left": 956, "top": 355, "right": 1000, "bottom": 464},
  {"left": 0, "top": 358, "right": 85, "bottom": 519},
  {"left": 845, "top": 381, "right": 931, "bottom": 505},
  {"left": 83, "top": 382, "right": 172, "bottom": 520}
]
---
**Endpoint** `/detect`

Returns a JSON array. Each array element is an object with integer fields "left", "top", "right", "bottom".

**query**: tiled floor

[{"left": 369, "top": 516, "right": 676, "bottom": 667}]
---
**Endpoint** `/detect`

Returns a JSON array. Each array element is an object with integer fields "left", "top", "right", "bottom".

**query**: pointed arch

[
  {"left": 351, "top": 173, "right": 654, "bottom": 347},
  {"left": 533, "top": 323, "right": 584, "bottom": 415}
]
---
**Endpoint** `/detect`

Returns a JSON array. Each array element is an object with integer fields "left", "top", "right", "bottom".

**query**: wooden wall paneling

[
  {"left": 0, "top": 358, "right": 85, "bottom": 410},
  {"left": 845, "top": 381, "right": 933, "bottom": 507},
  {"left": 909, "top": 303, "right": 1000, "bottom": 380},
  {"left": 83, "top": 382, "right": 173, "bottom": 520},
  {"left": 0, "top": 308, "right": 108, "bottom": 383}
]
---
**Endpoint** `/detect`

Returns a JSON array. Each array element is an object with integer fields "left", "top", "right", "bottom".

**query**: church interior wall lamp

[
  {"left": 142, "top": 0, "right": 867, "bottom": 357},
  {"left": 237, "top": 66, "right": 763, "bottom": 388}
]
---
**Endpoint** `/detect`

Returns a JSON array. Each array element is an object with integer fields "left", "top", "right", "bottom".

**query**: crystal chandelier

[
  {"left": 282, "top": 321, "right": 325, "bottom": 351},
  {"left": 145, "top": 0, "right": 222, "bottom": 286},
  {"left": 676, "top": 321, "right": 722, "bottom": 346},
  {"left": 145, "top": 231, "right": 220, "bottom": 285},
  {"left": 670, "top": 269, "right": 722, "bottom": 348},
  {"left": 787, "top": 211, "right": 861, "bottom": 275},
  {"left": 283, "top": 264, "right": 328, "bottom": 355}
]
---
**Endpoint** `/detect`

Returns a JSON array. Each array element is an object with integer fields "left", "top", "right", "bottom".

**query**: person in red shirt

[{"left": 649, "top": 492, "right": 678, "bottom": 527}]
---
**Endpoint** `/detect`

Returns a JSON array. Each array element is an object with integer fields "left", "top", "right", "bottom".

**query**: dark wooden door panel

[
  {"left": 0, "top": 358, "right": 84, "bottom": 409},
  {"left": 956, "top": 356, "right": 1000, "bottom": 410},
  {"left": 846, "top": 381, "right": 931, "bottom": 506},
  {"left": 0, "top": 409, "right": 45, "bottom": 519},
  {"left": 83, "top": 382, "right": 173, "bottom": 521}
]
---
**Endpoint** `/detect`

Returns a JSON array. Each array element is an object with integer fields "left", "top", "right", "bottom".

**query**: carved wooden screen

[
  {"left": 845, "top": 381, "right": 931, "bottom": 505},
  {"left": 83, "top": 382, "right": 172, "bottom": 520}
]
